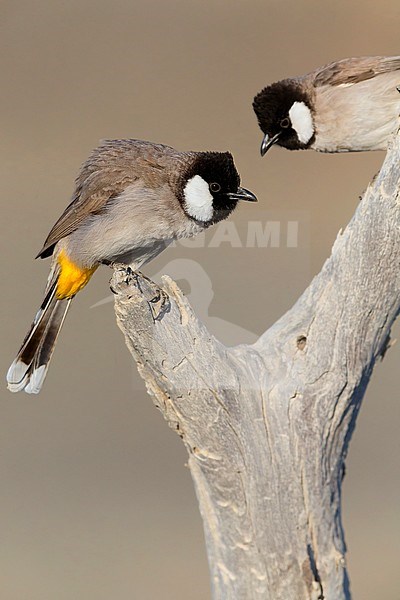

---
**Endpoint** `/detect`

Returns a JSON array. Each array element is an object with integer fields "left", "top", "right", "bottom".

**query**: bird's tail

[{"left": 7, "top": 268, "right": 72, "bottom": 394}]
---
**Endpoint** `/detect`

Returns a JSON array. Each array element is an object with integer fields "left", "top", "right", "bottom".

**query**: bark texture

[{"left": 112, "top": 128, "right": 400, "bottom": 600}]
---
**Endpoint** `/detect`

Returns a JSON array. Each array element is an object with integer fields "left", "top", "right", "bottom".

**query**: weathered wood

[{"left": 112, "top": 128, "right": 400, "bottom": 600}]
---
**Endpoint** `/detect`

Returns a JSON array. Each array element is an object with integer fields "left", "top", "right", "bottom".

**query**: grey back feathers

[
  {"left": 37, "top": 140, "right": 189, "bottom": 258},
  {"left": 313, "top": 56, "right": 400, "bottom": 87}
]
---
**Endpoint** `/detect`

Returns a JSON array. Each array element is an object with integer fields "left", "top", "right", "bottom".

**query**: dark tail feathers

[{"left": 7, "top": 277, "right": 72, "bottom": 394}]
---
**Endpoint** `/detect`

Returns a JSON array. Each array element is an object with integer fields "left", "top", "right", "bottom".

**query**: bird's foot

[{"left": 132, "top": 271, "right": 170, "bottom": 322}]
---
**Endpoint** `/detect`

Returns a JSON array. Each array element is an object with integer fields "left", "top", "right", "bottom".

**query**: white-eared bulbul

[
  {"left": 7, "top": 139, "right": 256, "bottom": 394},
  {"left": 253, "top": 56, "right": 400, "bottom": 154}
]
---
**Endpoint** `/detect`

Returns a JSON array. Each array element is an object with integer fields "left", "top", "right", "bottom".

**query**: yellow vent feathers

[{"left": 56, "top": 250, "right": 98, "bottom": 299}]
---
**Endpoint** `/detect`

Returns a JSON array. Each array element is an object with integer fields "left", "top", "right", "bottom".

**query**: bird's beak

[
  {"left": 228, "top": 187, "right": 258, "bottom": 202},
  {"left": 260, "top": 132, "right": 281, "bottom": 156}
]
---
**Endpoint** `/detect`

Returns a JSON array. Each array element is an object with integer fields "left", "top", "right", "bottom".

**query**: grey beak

[
  {"left": 228, "top": 187, "right": 258, "bottom": 202},
  {"left": 260, "top": 132, "right": 281, "bottom": 156}
]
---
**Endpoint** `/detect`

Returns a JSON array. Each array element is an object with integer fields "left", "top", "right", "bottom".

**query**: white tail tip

[
  {"left": 6, "top": 360, "right": 30, "bottom": 393},
  {"left": 24, "top": 365, "right": 48, "bottom": 395},
  {"left": 7, "top": 361, "right": 48, "bottom": 395}
]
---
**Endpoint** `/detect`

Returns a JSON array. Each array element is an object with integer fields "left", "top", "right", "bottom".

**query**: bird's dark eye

[
  {"left": 209, "top": 182, "right": 221, "bottom": 193},
  {"left": 280, "top": 117, "right": 290, "bottom": 129}
]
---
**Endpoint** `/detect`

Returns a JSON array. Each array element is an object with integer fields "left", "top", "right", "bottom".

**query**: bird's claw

[{"left": 129, "top": 270, "right": 170, "bottom": 321}]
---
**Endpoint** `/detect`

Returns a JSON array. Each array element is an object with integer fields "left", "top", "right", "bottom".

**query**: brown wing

[
  {"left": 36, "top": 139, "right": 179, "bottom": 258},
  {"left": 313, "top": 56, "right": 400, "bottom": 87},
  {"left": 37, "top": 174, "right": 137, "bottom": 259}
]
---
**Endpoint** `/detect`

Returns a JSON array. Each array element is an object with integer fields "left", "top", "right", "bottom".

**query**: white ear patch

[
  {"left": 183, "top": 175, "right": 214, "bottom": 222},
  {"left": 289, "top": 101, "right": 314, "bottom": 144}
]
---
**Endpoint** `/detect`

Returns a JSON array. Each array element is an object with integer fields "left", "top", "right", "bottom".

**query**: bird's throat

[{"left": 56, "top": 250, "right": 97, "bottom": 299}]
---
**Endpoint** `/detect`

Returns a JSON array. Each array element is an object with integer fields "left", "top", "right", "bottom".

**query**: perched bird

[
  {"left": 7, "top": 139, "right": 256, "bottom": 394},
  {"left": 253, "top": 56, "right": 400, "bottom": 155}
]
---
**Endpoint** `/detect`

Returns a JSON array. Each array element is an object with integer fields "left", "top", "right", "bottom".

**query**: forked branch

[{"left": 112, "top": 128, "right": 400, "bottom": 600}]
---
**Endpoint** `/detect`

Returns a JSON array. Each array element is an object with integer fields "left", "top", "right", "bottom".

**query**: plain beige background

[{"left": 1, "top": 1, "right": 399, "bottom": 598}]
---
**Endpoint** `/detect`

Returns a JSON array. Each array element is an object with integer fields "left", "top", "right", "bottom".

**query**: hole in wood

[{"left": 297, "top": 335, "right": 307, "bottom": 350}]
